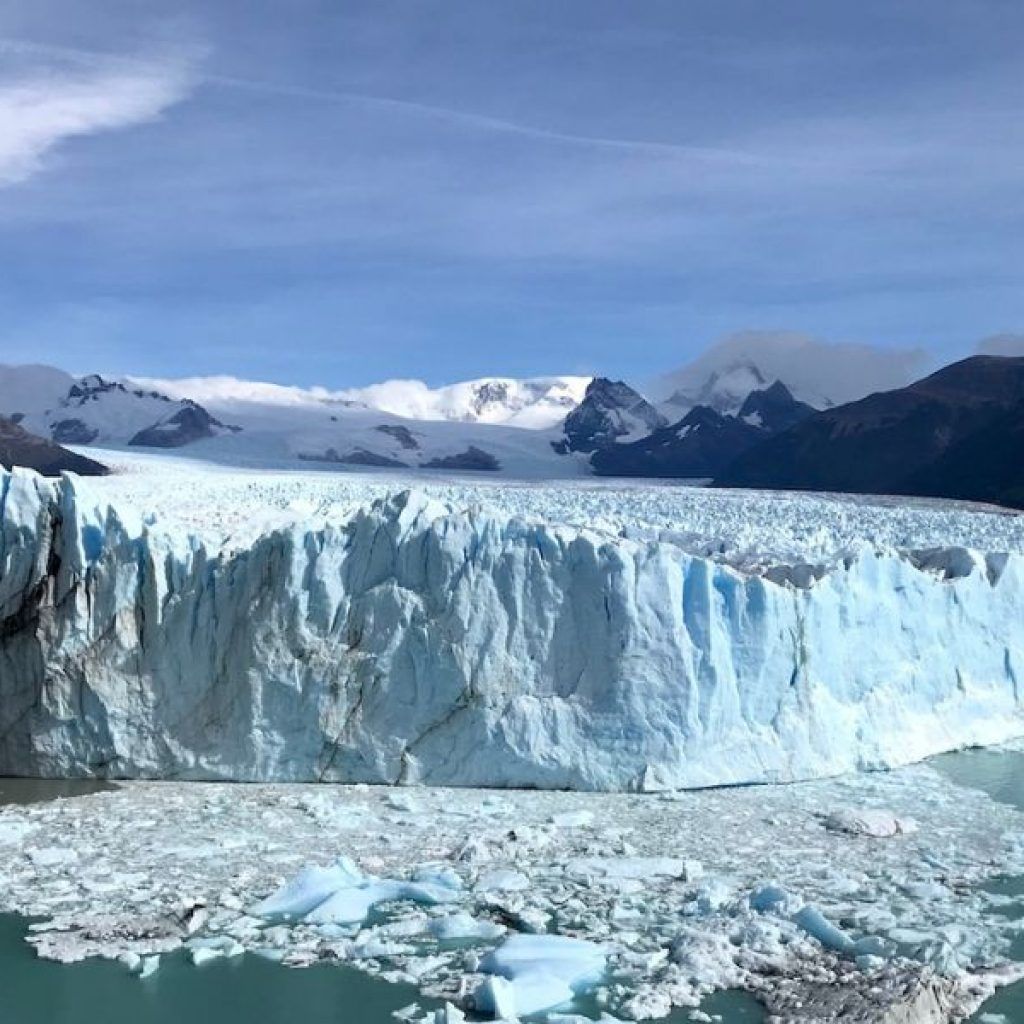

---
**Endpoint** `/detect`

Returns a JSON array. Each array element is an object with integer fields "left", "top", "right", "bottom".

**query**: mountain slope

[
  {"left": 717, "top": 355, "right": 1024, "bottom": 507},
  {"left": 555, "top": 377, "right": 665, "bottom": 453},
  {"left": 591, "top": 381, "right": 815, "bottom": 479},
  {"left": 0, "top": 369, "right": 239, "bottom": 451},
  {"left": 132, "top": 373, "right": 590, "bottom": 429},
  {"left": 736, "top": 380, "right": 816, "bottom": 432},
  {"left": 0, "top": 417, "right": 108, "bottom": 477},
  {"left": 592, "top": 405, "right": 764, "bottom": 478}
]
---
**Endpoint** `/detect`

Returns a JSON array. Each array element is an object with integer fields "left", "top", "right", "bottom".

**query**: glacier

[{"left": 1, "top": 463, "right": 1022, "bottom": 788}]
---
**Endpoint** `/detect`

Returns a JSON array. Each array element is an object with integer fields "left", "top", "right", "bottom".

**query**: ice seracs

[{"left": 1, "top": 462, "right": 1023, "bottom": 788}]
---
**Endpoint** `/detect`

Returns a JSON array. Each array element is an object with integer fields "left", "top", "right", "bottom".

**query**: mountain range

[
  {"left": 717, "top": 355, "right": 1024, "bottom": 508},
  {"left": 0, "top": 350, "right": 1020, "bottom": 509}
]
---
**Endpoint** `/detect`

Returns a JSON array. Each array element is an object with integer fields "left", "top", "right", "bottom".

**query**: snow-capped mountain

[
  {"left": 132, "top": 373, "right": 591, "bottom": 430},
  {"left": 0, "top": 367, "right": 238, "bottom": 449},
  {"left": 653, "top": 332, "right": 927, "bottom": 416},
  {"left": 0, "top": 364, "right": 588, "bottom": 478},
  {"left": 554, "top": 377, "right": 666, "bottom": 453},
  {"left": 661, "top": 360, "right": 773, "bottom": 417},
  {"left": 591, "top": 381, "right": 815, "bottom": 479}
]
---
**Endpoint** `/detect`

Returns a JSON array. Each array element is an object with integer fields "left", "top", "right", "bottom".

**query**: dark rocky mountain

[
  {"left": 374, "top": 424, "right": 420, "bottom": 450},
  {"left": 591, "top": 380, "right": 815, "bottom": 479},
  {"left": 736, "top": 380, "right": 816, "bottom": 433},
  {"left": 716, "top": 355, "right": 1024, "bottom": 508},
  {"left": 592, "top": 404, "right": 764, "bottom": 478},
  {"left": 422, "top": 446, "right": 501, "bottom": 471},
  {"left": 554, "top": 378, "right": 665, "bottom": 454},
  {"left": 299, "top": 447, "right": 408, "bottom": 468},
  {"left": 129, "top": 402, "right": 237, "bottom": 448},
  {"left": 0, "top": 417, "right": 108, "bottom": 477}
]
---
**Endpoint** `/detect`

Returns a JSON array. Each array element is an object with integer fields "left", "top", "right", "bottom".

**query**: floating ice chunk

[
  {"left": 824, "top": 808, "right": 917, "bottom": 838},
  {"left": 386, "top": 793, "right": 421, "bottom": 813},
  {"left": 118, "top": 951, "right": 142, "bottom": 973},
  {"left": 683, "top": 859, "right": 704, "bottom": 881},
  {"left": 432, "top": 1003, "right": 466, "bottom": 1024},
  {"left": 749, "top": 884, "right": 796, "bottom": 915},
  {"left": 549, "top": 810, "right": 594, "bottom": 827},
  {"left": 474, "top": 975, "right": 517, "bottom": 1019},
  {"left": 138, "top": 955, "right": 160, "bottom": 979},
  {"left": 255, "top": 856, "right": 461, "bottom": 927},
  {"left": 412, "top": 865, "right": 462, "bottom": 893},
  {"left": 693, "top": 878, "right": 733, "bottom": 914},
  {"left": 0, "top": 821, "right": 36, "bottom": 845},
  {"left": 793, "top": 905, "right": 856, "bottom": 953},
  {"left": 473, "top": 934, "right": 607, "bottom": 1018},
  {"left": 187, "top": 936, "right": 245, "bottom": 964},
  {"left": 27, "top": 846, "right": 78, "bottom": 867},
  {"left": 475, "top": 868, "right": 530, "bottom": 892},
  {"left": 251, "top": 857, "right": 363, "bottom": 918},
  {"left": 190, "top": 946, "right": 224, "bottom": 966},
  {"left": 565, "top": 857, "right": 684, "bottom": 880},
  {"left": 429, "top": 913, "right": 505, "bottom": 941}
]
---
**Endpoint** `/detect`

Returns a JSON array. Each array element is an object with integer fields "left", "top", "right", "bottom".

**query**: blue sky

[{"left": 0, "top": 1, "right": 1022, "bottom": 386}]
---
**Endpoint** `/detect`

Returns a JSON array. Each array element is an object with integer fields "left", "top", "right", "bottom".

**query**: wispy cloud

[{"left": 0, "top": 39, "right": 194, "bottom": 185}]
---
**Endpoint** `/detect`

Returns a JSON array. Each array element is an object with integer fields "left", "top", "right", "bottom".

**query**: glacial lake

[
  {"left": 933, "top": 748, "right": 1024, "bottom": 1023},
  {"left": 2, "top": 752, "right": 1023, "bottom": 1024}
]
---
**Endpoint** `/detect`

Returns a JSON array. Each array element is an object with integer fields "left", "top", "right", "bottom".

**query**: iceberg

[
  {"left": 252, "top": 856, "right": 461, "bottom": 926},
  {"left": 1, "top": 466, "right": 1023, "bottom": 789},
  {"left": 473, "top": 934, "right": 607, "bottom": 1018}
]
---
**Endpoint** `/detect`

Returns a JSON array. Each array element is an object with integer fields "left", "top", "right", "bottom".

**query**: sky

[{"left": 0, "top": 1, "right": 1022, "bottom": 388}]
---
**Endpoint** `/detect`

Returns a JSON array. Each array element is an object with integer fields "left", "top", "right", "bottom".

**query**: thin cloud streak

[
  {"left": 0, "top": 38, "right": 195, "bottom": 185},
  {"left": 0, "top": 35, "right": 803, "bottom": 170}
]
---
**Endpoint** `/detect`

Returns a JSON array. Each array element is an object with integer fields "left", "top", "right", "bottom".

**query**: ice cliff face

[{"left": 1, "top": 466, "right": 1022, "bottom": 789}]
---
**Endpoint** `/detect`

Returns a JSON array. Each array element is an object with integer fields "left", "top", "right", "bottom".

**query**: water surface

[
  {"left": 0, "top": 777, "right": 116, "bottom": 805},
  {"left": 933, "top": 747, "right": 1024, "bottom": 1023}
]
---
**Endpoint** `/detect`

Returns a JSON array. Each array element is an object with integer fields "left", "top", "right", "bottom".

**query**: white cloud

[
  {"left": 0, "top": 56, "right": 192, "bottom": 185},
  {"left": 976, "top": 333, "right": 1024, "bottom": 357},
  {"left": 653, "top": 331, "right": 930, "bottom": 409}
]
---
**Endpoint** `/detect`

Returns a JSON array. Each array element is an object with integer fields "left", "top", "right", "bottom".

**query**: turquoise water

[
  {"left": 0, "top": 913, "right": 434, "bottom": 1024},
  {"left": 0, "top": 912, "right": 763, "bottom": 1024},
  {"left": 932, "top": 748, "right": 1024, "bottom": 1023}
]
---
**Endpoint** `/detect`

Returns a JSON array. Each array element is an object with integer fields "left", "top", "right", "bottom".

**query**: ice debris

[
  {"left": 472, "top": 934, "right": 607, "bottom": 1018},
  {"left": 253, "top": 857, "right": 461, "bottom": 925}
]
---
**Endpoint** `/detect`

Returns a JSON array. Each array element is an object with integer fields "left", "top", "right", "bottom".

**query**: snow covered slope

[
  {"left": 0, "top": 365, "right": 587, "bottom": 476},
  {"left": 132, "top": 373, "right": 591, "bottom": 429},
  {"left": 1, "top": 458, "right": 1021, "bottom": 788},
  {"left": 0, "top": 369, "right": 237, "bottom": 449}
]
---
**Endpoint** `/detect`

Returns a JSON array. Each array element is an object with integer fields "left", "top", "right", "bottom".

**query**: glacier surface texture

[{"left": 1, "top": 465, "right": 1022, "bottom": 788}]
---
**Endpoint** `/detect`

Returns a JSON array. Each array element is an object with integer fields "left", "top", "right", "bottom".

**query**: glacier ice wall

[{"left": 1, "top": 467, "right": 1022, "bottom": 789}]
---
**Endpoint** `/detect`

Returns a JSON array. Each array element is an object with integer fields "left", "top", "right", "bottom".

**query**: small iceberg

[
  {"left": 472, "top": 934, "right": 607, "bottom": 1018},
  {"left": 252, "top": 856, "right": 461, "bottom": 926}
]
